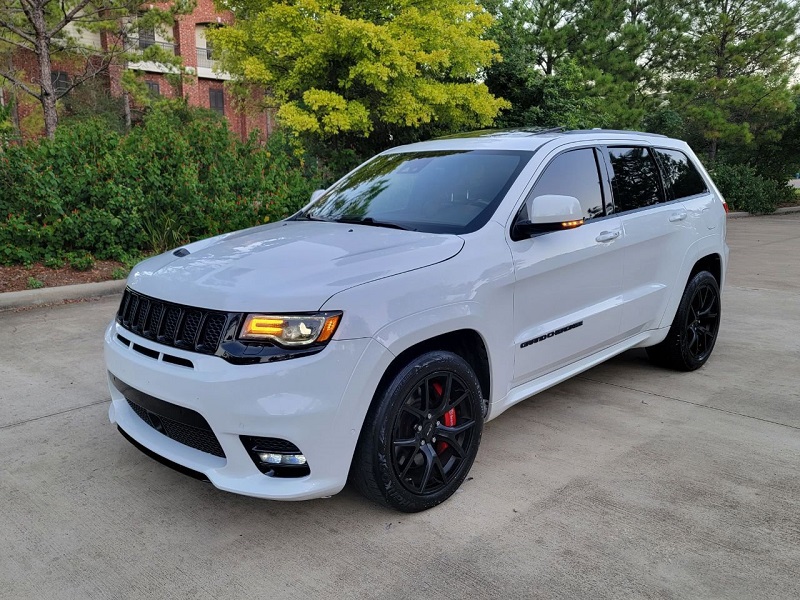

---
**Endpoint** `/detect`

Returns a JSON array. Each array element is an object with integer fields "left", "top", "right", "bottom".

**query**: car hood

[{"left": 128, "top": 221, "right": 464, "bottom": 312}]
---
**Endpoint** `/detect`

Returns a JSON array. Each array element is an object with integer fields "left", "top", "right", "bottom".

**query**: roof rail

[{"left": 563, "top": 128, "right": 668, "bottom": 138}]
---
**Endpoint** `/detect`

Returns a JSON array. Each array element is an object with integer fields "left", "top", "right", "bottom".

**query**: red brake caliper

[{"left": 432, "top": 382, "right": 456, "bottom": 453}]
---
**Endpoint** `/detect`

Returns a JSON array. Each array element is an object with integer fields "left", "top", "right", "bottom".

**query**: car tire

[
  {"left": 646, "top": 271, "right": 721, "bottom": 371},
  {"left": 350, "top": 351, "right": 484, "bottom": 512}
]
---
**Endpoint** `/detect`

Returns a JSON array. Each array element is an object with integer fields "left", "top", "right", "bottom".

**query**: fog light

[{"left": 258, "top": 452, "right": 307, "bottom": 466}]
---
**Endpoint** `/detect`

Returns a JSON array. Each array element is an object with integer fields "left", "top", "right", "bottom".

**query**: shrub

[
  {"left": 0, "top": 101, "right": 326, "bottom": 266},
  {"left": 44, "top": 256, "right": 64, "bottom": 269},
  {"left": 710, "top": 163, "right": 795, "bottom": 214},
  {"left": 27, "top": 276, "right": 44, "bottom": 289},
  {"left": 111, "top": 267, "right": 129, "bottom": 280},
  {"left": 68, "top": 253, "right": 95, "bottom": 271}
]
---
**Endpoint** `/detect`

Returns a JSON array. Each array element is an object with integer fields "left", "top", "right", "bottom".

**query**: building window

[
  {"left": 138, "top": 24, "right": 155, "bottom": 49},
  {"left": 50, "top": 71, "right": 70, "bottom": 96},
  {"left": 145, "top": 81, "right": 160, "bottom": 97},
  {"left": 209, "top": 89, "right": 224, "bottom": 115}
]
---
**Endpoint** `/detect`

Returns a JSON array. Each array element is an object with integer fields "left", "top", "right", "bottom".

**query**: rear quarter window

[{"left": 655, "top": 148, "right": 708, "bottom": 200}]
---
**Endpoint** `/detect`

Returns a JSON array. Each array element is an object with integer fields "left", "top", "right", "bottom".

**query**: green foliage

[
  {"left": 210, "top": 0, "right": 508, "bottom": 145},
  {"left": 492, "top": 59, "right": 611, "bottom": 129},
  {"left": 665, "top": 0, "right": 800, "bottom": 161},
  {"left": 484, "top": 0, "right": 690, "bottom": 130},
  {"left": 0, "top": 96, "right": 15, "bottom": 146},
  {"left": 43, "top": 256, "right": 64, "bottom": 269},
  {"left": 112, "top": 267, "right": 129, "bottom": 280},
  {"left": 60, "top": 76, "right": 127, "bottom": 134},
  {"left": 26, "top": 276, "right": 44, "bottom": 289},
  {"left": 0, "top": 102, "right": 325, "bottom": 265},
  {"left": 68, "top": 253, "right": 95, "bottom": 271},
  {"left": 710, "top": 163, "right": 795, "bottom": 214}
]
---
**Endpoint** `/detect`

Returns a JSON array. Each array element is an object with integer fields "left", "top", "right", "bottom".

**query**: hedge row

[
  {"left": 709, "top": 163, "right": 796, "bottom": 215},
  {"left": 0, "top": 101, "right": 325, "bottom": 266}
]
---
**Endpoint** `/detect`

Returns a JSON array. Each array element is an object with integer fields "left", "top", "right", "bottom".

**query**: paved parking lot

[{"left": 1, "top": 214, "right": 799, "bottom": 599}]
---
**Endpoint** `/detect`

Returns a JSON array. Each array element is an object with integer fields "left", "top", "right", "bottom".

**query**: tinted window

[
  {"left": 608, "top": 147, "right": 663, "bottom": 213},
  {"left": 302, "top": 150, "right": 533, "bottom": 234},
  {"left": 524, "top": 149, "right": 605, "bottom": 220},
  {"left": 655, "top": 148, "right": 708, "bottom": 200}
]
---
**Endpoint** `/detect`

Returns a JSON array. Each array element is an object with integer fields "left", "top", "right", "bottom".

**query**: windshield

[{"left": 298, "top": 150, "right": 533, "bottom": 234}]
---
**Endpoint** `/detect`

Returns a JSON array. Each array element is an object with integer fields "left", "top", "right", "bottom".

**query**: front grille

[
  {"left": 113, "top": 375, "right": 225, "bottom": 459},
  {"left": 126, "top": 398, "right": 226, "bottom": 458},
  {"left": 118, "top": 289, "right": 230, "bottom": 355}
]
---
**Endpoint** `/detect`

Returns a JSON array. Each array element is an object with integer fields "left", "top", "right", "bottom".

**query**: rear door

[
  {"left": 509, "top": 147, "right": 625, "bottom": 386},
  {"left": 602, "top": 146, "right": 697, "bottom": 335},
  {"left": 654, "top": 147, "right": 717, "bottom": 233}
]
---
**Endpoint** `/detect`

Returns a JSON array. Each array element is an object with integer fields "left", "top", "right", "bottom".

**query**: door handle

[
  {"left": 669, "top": 211, "right": 688, "bottom": 222},
  {"left": 595, "top": 230, "right": 620, "bottom": 243}
]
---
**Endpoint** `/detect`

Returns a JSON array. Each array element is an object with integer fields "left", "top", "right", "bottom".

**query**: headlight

[{"left": 239, "top": 312, "right": 342, "bottom": 347}]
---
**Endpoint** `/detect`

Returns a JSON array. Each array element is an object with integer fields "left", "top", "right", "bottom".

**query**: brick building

[{"left": 3, "top": 0, "right": 273, "bottom": 141}]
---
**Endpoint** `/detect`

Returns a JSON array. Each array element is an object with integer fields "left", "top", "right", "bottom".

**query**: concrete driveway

[{"left": 2, "top": 214, "right": 799, "bottom": 599}]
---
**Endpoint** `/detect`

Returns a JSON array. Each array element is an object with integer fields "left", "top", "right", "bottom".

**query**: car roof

[{"left": 384, "top": 128, "right": 679, "bottom": 154}]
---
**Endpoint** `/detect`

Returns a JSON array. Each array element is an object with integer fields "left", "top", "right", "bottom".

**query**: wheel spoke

[
  {"left": 442, "top": 374, "right": 453, "bottom": 412},
  {"left": 422, "top": 377, "right": 432, "bottom": 412},
  {"left": 686, "top": 327, "right": 698, "bottom": 354},
  {"left": 435, "top": 429, "right": 467, "bottom": 458},
  {"left": 399, "top": 447, "right": 420, "bottom": 480},
  {"left": 437, "top": 419, "right": 475, "bottom": 437},
  {"left": 433, "top": 451, "right": 448, "bottom": 484},
  {"left": 440, "top": 391, "right": 468, "bottom": 416},
  {"left": 393, "top": 437, "right": 417, "bottom": 448},
  {"left": 401, "top": 404, "right": 426, "bottom": 420},
  {"left": 418, "top": 444, "right": 437, "bottom": 492}
]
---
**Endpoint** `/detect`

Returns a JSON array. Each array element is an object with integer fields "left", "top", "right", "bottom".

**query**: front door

[{"left": 509, "top": 147, "right": 625, "bottom": 387}]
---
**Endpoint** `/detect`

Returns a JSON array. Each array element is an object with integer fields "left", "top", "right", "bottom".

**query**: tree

[
  {"left": 210, "top": 0, "right": 508, "bottom": 148},
  {"left": 669, "top": 0, "right": 800, "bottom": 161},
  {"left": 483, "top": 0, "right": 691, "bottom": 129},
  {"left": 0, "top": 0, "right": 189, "bottom": 138}
]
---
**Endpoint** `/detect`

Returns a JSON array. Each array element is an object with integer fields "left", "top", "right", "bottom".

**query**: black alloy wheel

[
  {"left": 351, "top": 351, "right": 484, "bottom": 512},
  {"left": 684, "top": 282, "right": 720, "bottom": 363},
  {"left": 391, "top": 371, "right": 478, "bottom": 495},
  {"left": 647, "top": 270, "right": 721, "bottom": 371}
]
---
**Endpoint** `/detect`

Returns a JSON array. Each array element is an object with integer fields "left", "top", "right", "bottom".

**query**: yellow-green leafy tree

[{"left": 211, "top": 0, "right": 508, "bottom": 149}]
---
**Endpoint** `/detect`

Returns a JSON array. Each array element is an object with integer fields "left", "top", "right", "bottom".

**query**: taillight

[{"left": 722, "top": 201, "right": 729, "bottom": 214}]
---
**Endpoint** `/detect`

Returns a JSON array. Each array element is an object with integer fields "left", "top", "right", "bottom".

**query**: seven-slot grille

[{"left": 118, "top": 288, "right": 230, "bottom": 355}]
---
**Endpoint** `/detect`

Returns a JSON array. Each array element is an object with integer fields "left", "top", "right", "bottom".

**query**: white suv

[{"left": 105, "top": 129, "right": 728, "bottom": 512}]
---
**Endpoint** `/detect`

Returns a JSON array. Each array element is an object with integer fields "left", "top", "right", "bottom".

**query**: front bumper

[{"left": 105, "top": 320, "right": 392, "bottom": 500}]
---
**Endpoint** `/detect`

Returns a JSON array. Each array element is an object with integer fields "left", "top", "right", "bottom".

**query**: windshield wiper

[
  {"left": 333, "top": 216, "right": 410, "bottom": 231},
  {"left": 293, "top": 213, "right": 331, "bottom": 222}
]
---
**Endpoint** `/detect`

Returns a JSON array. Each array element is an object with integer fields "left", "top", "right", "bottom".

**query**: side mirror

[
  {"left": 513, "top": 194, "right": 584, "bottom": 240},
  {"left": 310, "top": 189, "right": 326, "bottom": 203}
]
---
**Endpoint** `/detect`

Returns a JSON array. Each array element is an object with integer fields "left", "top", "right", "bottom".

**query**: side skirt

[{"left": 487, "top": 330, "right": 661, "bottom": 421}]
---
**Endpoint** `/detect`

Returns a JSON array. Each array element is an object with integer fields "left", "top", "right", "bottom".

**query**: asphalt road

[{"left": 2, "top": 214, "right": 799, "bottom": 599}]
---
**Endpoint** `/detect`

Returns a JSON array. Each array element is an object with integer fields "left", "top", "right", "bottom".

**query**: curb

[
  {"left": 0, "top": 279, "right": 126, "bottom": 312},
  {"left": 727, "top": 206, "right": 800, "bottom": 219}
]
